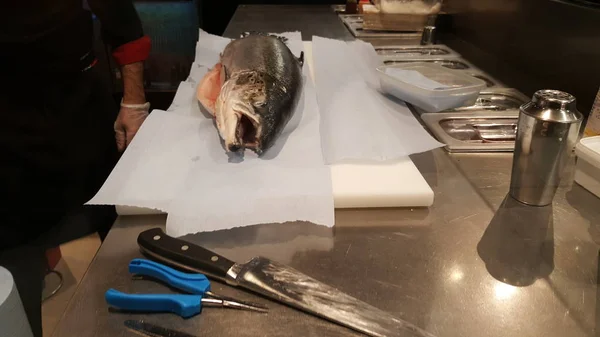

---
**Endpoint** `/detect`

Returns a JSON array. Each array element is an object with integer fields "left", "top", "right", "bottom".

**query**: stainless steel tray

[
  {"left": 466, "top": 72, "right": 505, "bottom": 88},
  {"left": 375, "top": 44, "right": 461, "bottom": 58},
  {"left": 331, "top": 4, "right": 347, "bottom": 13},
  {"left": 340, "top": 15, "right": 423, "bottom": 39},
  {"left": 413, "top": 88, "right": 528, "bottom": 115},
  {"left": 421, "top": 111, "right": 519, "bottom": 152},
  {"left": 445, "top": 88, "right": 528, "bottom": 112},
  {"left": 383, "top": 57, "right": 474, "bottom": 70}
]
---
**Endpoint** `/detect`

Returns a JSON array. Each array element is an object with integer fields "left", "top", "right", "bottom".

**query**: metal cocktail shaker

[{"left": 509, "top": 90, "right": 583, "bottom": 206}]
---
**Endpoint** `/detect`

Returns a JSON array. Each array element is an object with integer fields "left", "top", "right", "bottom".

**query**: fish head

[{"left": 215, "top": 70, "right": 270, "bottom": 154}]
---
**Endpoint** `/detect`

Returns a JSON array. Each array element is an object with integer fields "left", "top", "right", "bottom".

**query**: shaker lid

[{"left": 522, "top": 89, "right": 582, "bottom": 123}]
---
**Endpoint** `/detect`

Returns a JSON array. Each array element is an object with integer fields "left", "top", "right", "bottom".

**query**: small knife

[
  {"left": 137, "top": 228, "right": 436, "bottom": 337},
  {"left": 124, "top": 320, "right": 197, "bottom": 337}
]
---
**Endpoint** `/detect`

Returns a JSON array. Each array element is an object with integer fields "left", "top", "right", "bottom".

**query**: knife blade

[
  {"left": 137, "top": 228, "right": 436, "bottom": 337},
  {"left": 124, "top": 320, "right": 197, "bottom": 337}
]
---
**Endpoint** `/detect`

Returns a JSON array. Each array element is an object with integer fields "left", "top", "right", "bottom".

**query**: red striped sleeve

[{"left": 111, "top": 35, "right": 151, "bottom": 65}]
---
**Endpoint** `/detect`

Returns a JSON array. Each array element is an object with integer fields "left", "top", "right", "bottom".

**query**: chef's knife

[{"left": 137, "top": 228, "right": 436, "bottom": 337}]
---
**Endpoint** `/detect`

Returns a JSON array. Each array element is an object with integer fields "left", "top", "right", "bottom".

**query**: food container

[
  {"left": 574, "top": 136, "right": 600, "bottom": 199},
  {"left": 376, "top": 62, "right": 487, "bottom": 112},
  {"left": 373, "top": 0, "right": 442, "bottom": 14}
]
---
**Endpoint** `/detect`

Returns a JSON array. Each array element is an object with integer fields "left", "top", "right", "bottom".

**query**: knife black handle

[{"left": 137, "top": 228, "right": 235, "bottom": 282}]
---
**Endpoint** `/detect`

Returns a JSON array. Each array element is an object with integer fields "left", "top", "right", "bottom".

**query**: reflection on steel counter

[
  {"left": 137, "top": 228, "right": 438, "bottom": 337},
  {"left": 477, "top": 195, "right": 554, "bottom": 287}
]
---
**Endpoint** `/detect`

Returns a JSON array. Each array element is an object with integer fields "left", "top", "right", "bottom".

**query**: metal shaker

[{"left": 509, "top": 89, "right": 583, "bottom": 206}]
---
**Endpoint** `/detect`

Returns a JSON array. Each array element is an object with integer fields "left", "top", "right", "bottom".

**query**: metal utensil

[
  {"left": 509, "top": 89, "right": 583, "bottom": 206},
  {"left": 137, "top": 228, "right": 437, "bottom": 337},
  {"left": 124, "top": 320, "right": 197, "bottom": 337},
  {"left": 105, "top": 259, "right": 268, "bottom": 317}
]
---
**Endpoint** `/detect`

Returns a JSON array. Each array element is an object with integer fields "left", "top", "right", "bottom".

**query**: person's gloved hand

[{"left": 114, "top": 103, "right": 150, "bottom": 152}]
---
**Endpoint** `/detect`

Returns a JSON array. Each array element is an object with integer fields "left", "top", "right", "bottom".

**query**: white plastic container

[
  {"left": 574, "top": 136, "right": 600, "bottom": 199},
  {"left": 376, "top": 62, "right": 486, "bottom": 112}
]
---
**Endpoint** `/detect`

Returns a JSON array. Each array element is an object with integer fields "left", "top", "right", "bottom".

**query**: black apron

[{"left": 0, "top": 65, "right": 119, "bottom": 249}]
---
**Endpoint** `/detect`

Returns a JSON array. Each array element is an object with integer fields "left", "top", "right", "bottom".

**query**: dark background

[
  {"left": 98, "top": 0, "right": 600, "bottom": 114},
  {"left": 440, "top": 0, "right": 600, "bottom": 114}
]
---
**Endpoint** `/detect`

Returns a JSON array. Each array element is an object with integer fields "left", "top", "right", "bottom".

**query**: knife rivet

[
  {"left": 211, "top": 256, "right": 219, "bottom": 262},
  {"left": 181, "top": 245, "right": 189, "bottom": 251},
  {"left": 153, "top": 235, "right": 161, "bottom": 241}
]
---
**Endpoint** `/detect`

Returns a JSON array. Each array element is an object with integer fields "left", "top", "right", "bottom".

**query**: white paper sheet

[
  {"left": 88, "top": 30, "right": 335, "bottom": 236},
  {"left": 166, "top": 31, "right": 333, "bottom": 237},
  {"left": 312, "top": 36, "right": 443, "bottom": 164},
  {"left": 87, "top": 111, "right": 206, "bottom": 213}
]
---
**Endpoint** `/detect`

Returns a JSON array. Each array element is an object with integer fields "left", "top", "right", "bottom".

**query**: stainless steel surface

[
  {"left": 421, "top": 111, "right": 519, "bottom": 152},
  {"left": 124, "top": 320, "right": 197, "bottom": 337},
  {"left": 467, "top": 73, "right": 504, "bottom": 88},
  {"left": 52, "top": 5, "right": 600, "bottom": 337},
  {"left": 340, "top": 14, "right": 423, "bottom": 39},
  {"left": 331, "top": 4, "right": 347, "bottom": 13},
  {"left": 231, "top": 256, "right": 436, "bottom": 337},
  {"left": 420, "top": 26, "right": 436, "bottom": 45},
  {"left": 375, "top": 45, "right": 460, "bottom": 58},
  {"left": 383, "top": 58, "right": 471, "bottom": 70},
  {"left": 415, "top": 89, "right": 528, "bottom": 115},
  {"left": 509, "top": 90, "right": 584, "bottom": 206},
  {"left": 223, "top": 5, "right": 354, "bottom": 41},
  {"left": 444, "top": 89, "right": 529, "bottom": 112}
]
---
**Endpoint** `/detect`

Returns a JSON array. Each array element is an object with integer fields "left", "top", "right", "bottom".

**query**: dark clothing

[
  {"left": 0, "top": 0, "right": 146, "bottom": 73},
  {"left": 0, "top": 0, "right": 147, "bottom": 336},
  {"left": 0, "top": 66, "right": 119, "bottom": 248}
]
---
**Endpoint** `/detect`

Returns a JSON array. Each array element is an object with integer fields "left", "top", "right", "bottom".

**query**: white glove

[{"left": 114, "top": 101, "right": 150, "bottom": 152}]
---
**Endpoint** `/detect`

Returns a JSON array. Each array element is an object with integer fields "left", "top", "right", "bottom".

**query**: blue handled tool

[{"left": 105, "top": 259, "right": 267, "bottom": 318}]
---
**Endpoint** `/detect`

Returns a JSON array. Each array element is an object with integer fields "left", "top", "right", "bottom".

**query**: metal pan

[
  {"left": 383, "top": 58, "right": 472, "bottom": 70},
  {"left": 421, "top": 111, "right": 519, "bottom": 152},
  {"left": 375, "top": 45, "right": 460, "bottom": 58}
]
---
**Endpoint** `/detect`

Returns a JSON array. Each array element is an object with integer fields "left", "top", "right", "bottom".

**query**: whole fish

[{"left": 197, "top": 33, "right": 304, "bottom": 155}]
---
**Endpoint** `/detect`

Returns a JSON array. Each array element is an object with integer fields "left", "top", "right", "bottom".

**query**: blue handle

[
  {"left": 129, "top": 259, "right": 211, "bottom": 295},
  {"left": 105, "top": 289, "right": 202, "bottom": 318}
]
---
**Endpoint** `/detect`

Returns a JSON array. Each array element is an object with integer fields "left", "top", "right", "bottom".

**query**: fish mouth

[{"left": 228, "top": 109, "right": 262, "bottom": 153}]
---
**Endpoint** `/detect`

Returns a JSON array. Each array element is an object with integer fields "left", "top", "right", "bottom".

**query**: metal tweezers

[{"left": 105, "top": 258, "right": 267, "bottom": 317}]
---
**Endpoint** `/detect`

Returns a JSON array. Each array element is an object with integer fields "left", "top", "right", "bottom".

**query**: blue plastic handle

[
  {"left": 129, "top": 259, "right": 211, "bottom": 295},
  {"left": 105, "top": 289, "right": 202, "bottom": 318}
]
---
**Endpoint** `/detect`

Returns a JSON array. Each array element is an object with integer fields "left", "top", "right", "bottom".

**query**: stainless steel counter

[{"left": 52, "top": 5, "right": 600, "bottom": 337}]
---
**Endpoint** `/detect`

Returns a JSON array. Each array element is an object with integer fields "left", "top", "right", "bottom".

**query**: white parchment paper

[
  {"left": 312, "top": 36, "right": 443, "bottom": 164},
  {"left": 88, "top": 30, "right": 335, "bottom": 236}
]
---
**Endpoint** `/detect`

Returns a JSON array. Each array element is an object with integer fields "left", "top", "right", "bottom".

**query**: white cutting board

[
  {"left": 114, "top": 43, "right": 433, "bottom": 215},
  {"left": 305, "top": 42, "right": 433, "bottom": 209}
]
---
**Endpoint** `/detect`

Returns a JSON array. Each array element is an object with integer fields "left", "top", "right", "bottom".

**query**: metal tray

[
  {"left": 383, "top": 58, "right": 473, "bottom": 70},
  {"left": 332, "top": 4, "right": 347, "bottom": 13},
  {"left": 466, "top": 72, "right": 505, "bottom": 88},
  {"left": 421, "top": 111, "right": 519, "bottom": 152},
  {"left": 340, "top": 16, "right": 423, "bottom": 38},
  {"left": 413, "top": 88, "right": 528, "bottom": 115},
  {"left": 445, "top": 89, "right": 528, "bottom": 112},
  {"left": 375, "top": 45, "right": 461, "bottom": 58}
]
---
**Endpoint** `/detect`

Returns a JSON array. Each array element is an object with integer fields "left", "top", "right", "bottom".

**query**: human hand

[{"left": 114, "top": 104, "right": 149, "bottom": 152}]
